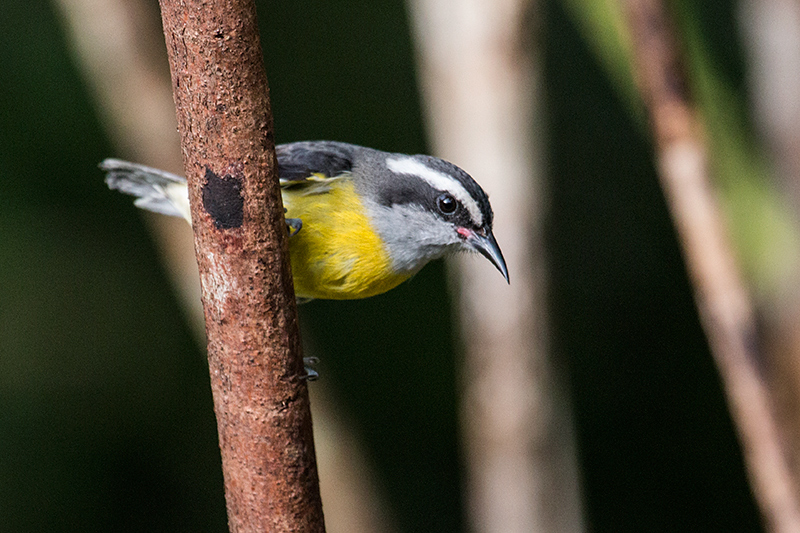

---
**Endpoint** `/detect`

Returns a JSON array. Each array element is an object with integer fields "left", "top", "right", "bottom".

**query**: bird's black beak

[{"left": 465, "top": 229, "right": 509, "bottom": 284}]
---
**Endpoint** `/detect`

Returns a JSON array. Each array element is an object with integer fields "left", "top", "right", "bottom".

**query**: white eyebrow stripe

[{"left": 385, "top": 156, "right": 483, "bottom": 226}]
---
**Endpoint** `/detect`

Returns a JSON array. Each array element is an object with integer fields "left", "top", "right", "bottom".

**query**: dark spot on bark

[{"left": 202, "top": 166, "right": 244, "bottom": 229}]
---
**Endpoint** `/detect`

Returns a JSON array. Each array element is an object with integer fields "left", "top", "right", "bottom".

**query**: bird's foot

[
  {"left": 286, "top": 217, "right": 302, "bottom": 237},
  {"left": 302, "top": 356, "right": 319, "bottom": 381}
]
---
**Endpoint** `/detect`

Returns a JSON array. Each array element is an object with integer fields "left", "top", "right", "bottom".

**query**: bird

[{"left": 101, "top": 141, "right": 508, "bottom": 301}]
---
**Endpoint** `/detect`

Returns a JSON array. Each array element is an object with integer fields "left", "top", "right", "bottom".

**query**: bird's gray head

[{"left": 357, "top": 151, "right": 508, "bottom": 282}]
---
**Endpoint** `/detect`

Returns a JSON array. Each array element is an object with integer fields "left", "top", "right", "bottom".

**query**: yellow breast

[{"left": 282, "top": 179, "right": 410, "bottom": 300}]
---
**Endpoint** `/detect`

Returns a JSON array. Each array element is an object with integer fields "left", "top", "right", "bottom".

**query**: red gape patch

[{"left": 456, "top": 227, "right": 472, "bottom": 239}]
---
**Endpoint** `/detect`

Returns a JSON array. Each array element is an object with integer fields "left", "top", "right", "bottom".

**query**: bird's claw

[
  {"left": 302, "top": 356, "right": 320, "bottom": 381},
  {"left": 286, "top": 217, "right": 302, "bottom": 237}
]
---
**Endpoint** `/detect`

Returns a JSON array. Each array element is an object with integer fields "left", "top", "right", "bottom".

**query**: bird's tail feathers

[{"left": 101, "top": 159, "right": 191, "bottom": 221}]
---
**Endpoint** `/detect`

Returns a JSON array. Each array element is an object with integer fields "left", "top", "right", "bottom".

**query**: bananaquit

[{"left": 102, "top": 141, "right": 508, "bottom": 301}]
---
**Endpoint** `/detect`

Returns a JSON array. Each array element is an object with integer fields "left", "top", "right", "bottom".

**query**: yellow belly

[{"left": 282, "top": 180, "right": 410, "bottom": 300}]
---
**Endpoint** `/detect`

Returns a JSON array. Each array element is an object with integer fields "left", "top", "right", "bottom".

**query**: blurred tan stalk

[
  {"left": 740, "top": 0, "right": 800, "bottom": 213},
  {"left": 52, "top": 1, "right": 395, "bottom": 531},
  {"left": 53, "top": 0, "right": 202, "bottom": 336},
  {"left": 740, "top": 0, "right": 800, "bottom": 488},
  {"left": 625, "top": 1, "right": 800, "bottom": 531},
  {"left": 407, "top": 1, "right": 585, "bottom": 532}
]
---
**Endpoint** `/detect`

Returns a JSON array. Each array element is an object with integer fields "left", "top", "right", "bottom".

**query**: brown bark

[
  {"left": 625, "top": 1, "right": 800, "bottom": 531},
  {"left": 157, "top": 1, "right": 325, "bottom": 531}
]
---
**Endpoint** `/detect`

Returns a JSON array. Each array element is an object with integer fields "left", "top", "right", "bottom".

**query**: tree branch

[
  {"left": 157, "top": 1, "right": 325, "bottom": 531},
  {"left": 624, "top": 1, "right": 800, "bottom": 531}
]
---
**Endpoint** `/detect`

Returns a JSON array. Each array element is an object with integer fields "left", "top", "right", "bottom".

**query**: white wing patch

[{"left": 385, "top": 156, "right": 483, "bottom": 226}]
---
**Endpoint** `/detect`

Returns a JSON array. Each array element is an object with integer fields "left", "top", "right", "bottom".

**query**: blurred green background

[{"left": 0, "top": 0, "right": 764, "bottom": 531}]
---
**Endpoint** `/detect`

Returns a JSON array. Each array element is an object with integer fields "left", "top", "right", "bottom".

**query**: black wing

[{"left": 276, "top": 141, "right": 355, "bottom": 185}]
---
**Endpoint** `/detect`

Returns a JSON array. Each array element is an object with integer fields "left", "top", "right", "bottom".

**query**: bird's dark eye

[{"left": 437, "top": 193, "right": 457, "bottom": 215}]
